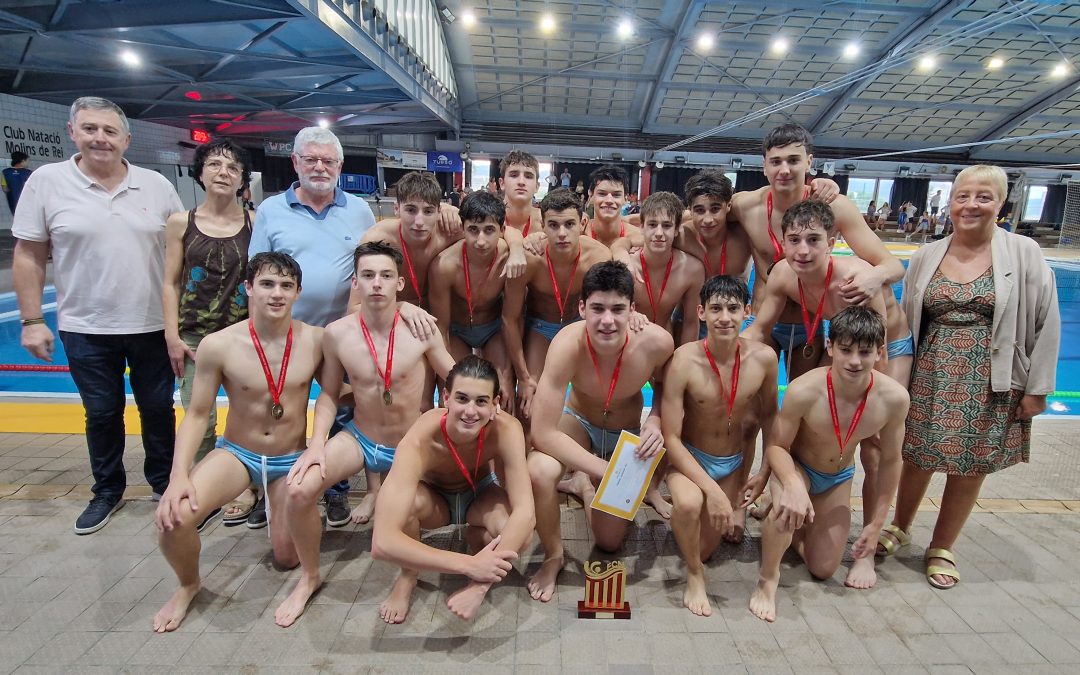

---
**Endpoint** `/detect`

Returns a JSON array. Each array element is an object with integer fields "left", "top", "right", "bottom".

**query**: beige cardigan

[{"left": 901, "top": 227, "right": 1060, "bottom": 395}]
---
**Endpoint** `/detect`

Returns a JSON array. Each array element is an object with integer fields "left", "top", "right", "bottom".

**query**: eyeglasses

[{"left": 298, "top": 155, "right": 342, "bottom": 169}]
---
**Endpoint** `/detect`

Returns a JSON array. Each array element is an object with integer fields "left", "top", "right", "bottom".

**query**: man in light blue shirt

[{"left": 249, "top": 126, "right": 375, "bottom": 526}]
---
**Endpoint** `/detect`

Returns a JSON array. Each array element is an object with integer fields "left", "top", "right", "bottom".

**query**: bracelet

[{"left": 20, "top": 317, "right": 45, "bottom": 326}]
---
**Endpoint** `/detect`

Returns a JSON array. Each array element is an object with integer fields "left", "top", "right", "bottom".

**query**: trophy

[{"left": 578, "top": 561, "right": 631, "bottom": 619}]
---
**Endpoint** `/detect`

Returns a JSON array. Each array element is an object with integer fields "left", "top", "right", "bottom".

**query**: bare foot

[
  {"left": 447, "top": 582, "right": 490, "bottom": 621},
  {"left": 724, "top": 508, "right": 746, "bottom": 544},
  {"left": 683, "top": 571, "right": 712, "bottom": 617},
  {"left": 557, "top": 471, "right": 592, "bottom": 503},
  {"left": 153, "top": 583, "right": 201, "bottom": 632},
  {"left": 275, "top": 574, "right": 322, "bottom": 627},
  {"left": 645, "top": 487, "right": 672, "bottom": 520},
  {"left": 379, "top": 573, "right": 417, "bottom": 624},
  {"left": 845, "top": 556, "right": 878, "bottom": 590},
  {"left": 748, "top": 577, "right": 778, "bottom": 622},
  {"left": 350, "top": 492, "right": 377, "bottom": 525},
  {"left": 527, "top": 557, "right": 563, "bottom": 602}
]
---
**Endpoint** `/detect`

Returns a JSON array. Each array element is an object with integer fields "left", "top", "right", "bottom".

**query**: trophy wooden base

[{"left": 578, "top": 600, "right": 631, "bottom": 619}]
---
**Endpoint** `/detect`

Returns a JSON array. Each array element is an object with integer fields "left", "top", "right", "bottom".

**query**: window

[
  {"left": 927, "top": 181, "right": 952, "bottom": 216},
  {"left": 537, "top": 161, "right": 553, "bottom": 199},
  {"left": 876, "top": 179, "right": 894, "bottom": 208},
  {"left": 847, "top": 178, "right": 877, "bottom": 213},
  {"left": 725, "top": 172, "right": 738, "bottom": 188},
  {"left": 1023, "top": 185, "right": 1047, "bottom": 222},
  {"left": 469, "top": 159, "right": 490, "bottom": 193}
]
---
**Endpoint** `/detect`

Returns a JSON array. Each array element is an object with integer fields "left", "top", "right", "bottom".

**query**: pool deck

[{"left": 0, "top": 417, "right": 1079, "bottom": 673}]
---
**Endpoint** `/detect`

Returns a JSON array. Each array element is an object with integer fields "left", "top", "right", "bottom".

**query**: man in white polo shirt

[{"left": 13, "top": 96, "right": 184, "bottom": 535}]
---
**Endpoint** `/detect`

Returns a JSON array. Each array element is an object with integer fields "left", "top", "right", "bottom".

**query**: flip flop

[
  {"left": 876, "top": 524, "right": 911, "bottom": 557},
  {"left": 925, "top": 547, "right": 960, "bottom": 590},
  {"left": 222, "top": 488, "right": 257, "bottom": 526}
]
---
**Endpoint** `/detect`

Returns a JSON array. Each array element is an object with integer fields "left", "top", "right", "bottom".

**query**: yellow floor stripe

[{"left": 0, "top": 402, "right": 316, "bottom": 434}]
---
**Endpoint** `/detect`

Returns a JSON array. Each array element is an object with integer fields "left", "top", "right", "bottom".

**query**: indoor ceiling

[{"left": 0, "top": 0, "right": 1077, "bottom": 165}]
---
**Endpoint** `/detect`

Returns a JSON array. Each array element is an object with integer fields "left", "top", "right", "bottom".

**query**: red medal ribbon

[
  {"left": 248, "top": 321, "right": 292, "bottom": 415},
  {"left": 397, "top": 223, "right": 422, "bottom": 299},
  {"left": 589, "top": 221, "right": 626, "bottom": 241},
  {"left": 440, "top": 413, "right": 487, "bottom": 493},
  {"left": 506, "top": 215, "right": 531, "bottom": 238},
  {"left": 827, "top": 369, "right": 874, "bottom": 456},
  {"left": 359, "top": 309, "right": 400, "bottom": 400},
  {"left": 545, "top": 246, "right": 581, "bottom": 323},
  {"left": 699, "top": 231, "right": 727, "bottom": 276},
  {"left": 585, "top": 330, "right": 628, "bottom": 418},
  {"left": 797, "top": 258, "right": 833, "bottom": 348},
  {"left": 462, "top": 244, "right": 500, "bottom": 325},
  {"left": 639, "top": 251, "right": 674, "bottom": 323},
  {"left": 702, "top": 339, "right": 741, "bottom": 428},
  {"left": 765, "top": 185, "right": 812, "bottom": 263}
]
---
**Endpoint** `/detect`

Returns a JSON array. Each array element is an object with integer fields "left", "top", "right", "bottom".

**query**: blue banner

[{"left": 427, "top": 151, "right": 463, "bottom": 173}]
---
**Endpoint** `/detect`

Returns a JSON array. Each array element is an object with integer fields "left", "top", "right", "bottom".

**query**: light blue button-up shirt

[{"left": 249, "top": 182, "right": 375, "bottom": 327}]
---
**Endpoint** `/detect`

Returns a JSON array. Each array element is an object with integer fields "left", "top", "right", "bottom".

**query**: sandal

[
  {"left": 876, "top": 524, "right": 911, "bottom": 557},
  {"left": 925, "top": 547, "right": 960, "bottom": 590},
  {"left": 222, "top": 488, "right": 257, "bottom": 526}
]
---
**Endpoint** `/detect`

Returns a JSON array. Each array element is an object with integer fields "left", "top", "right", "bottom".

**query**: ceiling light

[
  {"left": 617, "top": 18, "right": 633, "bottom": 39},
  {"left": 462, "top": 10, "right": 476, "bottom": 28},
  {"left": 655, "top": 161, "right": 665, "bottom": 169},
  {"left": 318, "top": 119, "right": 329, "bottom": 128},
  {"left": 696, "top": 33, "right": 714, "bottom": 52},
  {"left": 771, "top": 37, "right": 788, "bottom": 56},
  {"left": 539, "top": 14, "right": 555, "bottom": 34},
  {"left": 842, "top": 42, "right": 860, "bottom": 59},
  {"left": 119, "top": 49, "right": 141, "bottom": 67},
  {"left": 918, "top": 55, "right": 936, "bottom": 71},
  {"left": 987, "top": 56, "right": 1004, "bottom": 70},
  {"left": 1052, "top": 61, "right": 1070, "bottom": 78}
]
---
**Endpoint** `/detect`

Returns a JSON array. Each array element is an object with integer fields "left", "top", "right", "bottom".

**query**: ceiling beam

[
  {"left": 199, "top": 21, "right": 289, "bottom": 80},
  {"left": 16, "top": 1, "right": 301, "bottom": 35},
  {"left": 968, "top": 76, "right": 1080, "bottom": 158},
  {"left": 807, "top": 0, "right": 966, "bottom": 135},
  {"left": 638, "top": 0, "right": 699, "bottom": 133},
  {"left": 457, "top": 64, "right": 657, "bottom": 83}
]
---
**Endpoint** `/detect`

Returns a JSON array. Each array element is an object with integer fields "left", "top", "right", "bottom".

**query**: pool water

[{"left": 1, "top": 260, "right": 1078, "bottom": 414}]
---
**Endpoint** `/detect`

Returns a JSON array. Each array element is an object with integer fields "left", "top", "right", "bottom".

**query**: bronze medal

[
  {"left": 383, "top": 389, "right": 392, "bottom": 406},
  {"left": 271, "top": 404, "right": 284, "bottom": 419},
  {"left": 803, "top": 343, "right": 814, "bottom": 359}
]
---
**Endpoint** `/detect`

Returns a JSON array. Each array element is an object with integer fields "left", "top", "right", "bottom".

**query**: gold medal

[
  {"left": 271, "top": 404, "right": 284, "bottom": 419},
  {"left": 383, "top": 389, "right": 392, "bottom": 406}
]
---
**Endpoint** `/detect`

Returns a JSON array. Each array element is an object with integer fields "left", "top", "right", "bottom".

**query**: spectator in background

[
  {"left": 574, "top": 179, "right": 586, "bottom": 199},
  {"left": 2, "top": 151, "right": 32, "bottom": 214},
  {"left": 896, "top": 201, "right": 910, "bottom": 233},
  {"left": 929, "top": 189, "right": 943, "bottom": 218},
  {"left": 866, "top": 199, "right": 877, "bottom": 224},
  {"left": 560, "top": 167, "right": 571, "bottom": 187},
  {"left": 875, "top": 202, "right": 891, "bottom": 230}
]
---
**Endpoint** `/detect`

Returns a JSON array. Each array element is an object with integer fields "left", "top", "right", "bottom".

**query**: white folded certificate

[{"left": 590, "top": 430, "right": 666, "bottom": 521}]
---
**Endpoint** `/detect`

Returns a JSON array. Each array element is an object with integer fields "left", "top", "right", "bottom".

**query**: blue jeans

[{"left": 59, "top": 330, "right": 176, "bottom": 500}]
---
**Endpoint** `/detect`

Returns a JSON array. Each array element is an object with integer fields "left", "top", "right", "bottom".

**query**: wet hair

[
  {"left": 588, "top": 165, "right": 628, "bottom": 194},
  {"left": 69, "top": 96, "right": 130, "bottom": 136},
  {"left": 685, "top": 169, "right": 733, "bottom": 206},
  {"left": 192, "top": 139, "right": 252, "bottom": 195},
  {"left": 293, "top": 126, "right": 343, "bottom": 159},
  {"left": 763, "top": 123, "right": 813, "bottom": 155},
  {"left": 699, "top": 274, "right": 750, "bottom": 307},
  {"left": 459, "top": 189, "right": 506, "bottom": 227},
  {"left": 581, "top": 260, "right": 635, "bottom": 303},
  {"left": 640, "top": 191, "right": 685, "bottom": 226},
  {"left": 10, "top": 151, "right": 28, "bottom": 165},
  {"left": 445, "top": 354, "right": 500, "bottom": 399},
  {"left": 394, "top": 171, "right": 442, "bottom": 207},
  {"left": 499, "top": 150, "right": 539, "bottom": 177},
  {"left": 954, "top": 164, "right": 1008, "bottom": 203},
  {"left": 352, "top": 240, "right": 403, "bottom": 275},
  {"left": 781, "top": 199, "right": 835, "bottom": 235},
  {"left": 246, "top": 251, "right": 302, "bottom": 287},
  {"left": 539, "top": 187, "right": 583, "bottom": 218},
  {"left": 829, "top": 306, "right": 885, "bottom": 348}
]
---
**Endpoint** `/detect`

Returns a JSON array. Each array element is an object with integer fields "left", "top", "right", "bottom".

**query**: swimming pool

[{"left": 2, "top": 259, "right": 1078, "bottom": 415}]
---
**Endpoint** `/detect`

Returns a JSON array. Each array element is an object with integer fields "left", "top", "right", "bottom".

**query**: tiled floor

[{"left": 1, "top": 419, "right": 1080, "bottom": 674}]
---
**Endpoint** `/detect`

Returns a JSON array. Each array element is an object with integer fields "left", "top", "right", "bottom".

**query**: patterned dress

[{"left": 903, "top": 267, "right": 1029, "bottom": 475}]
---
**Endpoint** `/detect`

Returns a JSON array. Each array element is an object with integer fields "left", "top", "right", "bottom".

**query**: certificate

[{"left": 590, "top": 430, "right": 665, "bottom": 520}]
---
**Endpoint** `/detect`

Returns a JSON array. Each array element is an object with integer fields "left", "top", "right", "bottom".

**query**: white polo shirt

[{"left": 12, "top": 155, "right": 183, "bottom": 334}]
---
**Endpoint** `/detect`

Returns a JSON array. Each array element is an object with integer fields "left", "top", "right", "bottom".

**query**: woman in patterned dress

[{"left": 876, "top": 165, "right": 1060, "bottom": 589}]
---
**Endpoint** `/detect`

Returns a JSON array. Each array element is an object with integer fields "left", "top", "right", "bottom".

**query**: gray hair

[
  {"left": 69, "top": 97, "right": 130, "bottom": 136},
  {"left": 293, "top": 127, "right": 343, "bottom": 159},
  {"left": 954, "top": 165, "right": 1008, "bottom": 203}
]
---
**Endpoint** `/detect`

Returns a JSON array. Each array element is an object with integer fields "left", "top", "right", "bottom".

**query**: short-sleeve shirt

[
  {"left": 2, "top": 167, "right": 32, "bottom": 213},
  {"left": 248, "top": 182, "right": 376, "bottom": 327},
  {"left": 12, "top": 155, "right": 183, "bottom": 334}
]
